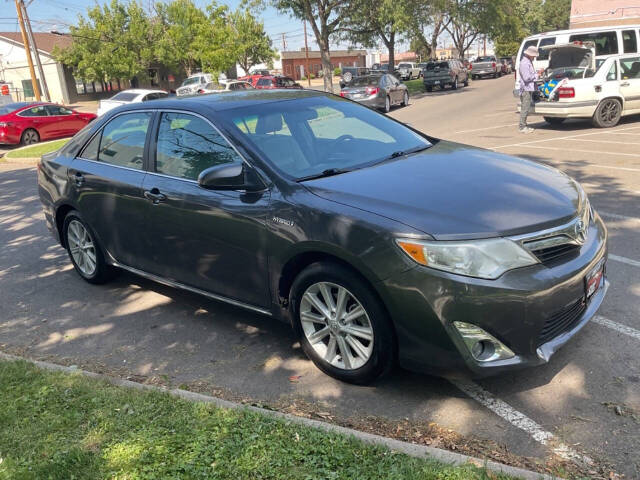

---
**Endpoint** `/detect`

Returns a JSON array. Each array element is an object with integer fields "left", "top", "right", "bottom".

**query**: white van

[{"left": 514, "top": 24, "right": 640, "bottom": 94}]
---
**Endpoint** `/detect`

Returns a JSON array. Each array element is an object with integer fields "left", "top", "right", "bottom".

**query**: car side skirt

[{"left": 110, "top": 260, "right": 273, "bottom": 317}]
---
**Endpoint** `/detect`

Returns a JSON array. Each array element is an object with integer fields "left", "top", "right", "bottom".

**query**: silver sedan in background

[{"left": 339, "top": 74, "right": 409, "bottom": 113}]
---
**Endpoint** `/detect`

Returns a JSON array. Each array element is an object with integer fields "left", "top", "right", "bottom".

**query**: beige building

[{"left": 571, "top": 1, "right": 640, "bottom": 28}]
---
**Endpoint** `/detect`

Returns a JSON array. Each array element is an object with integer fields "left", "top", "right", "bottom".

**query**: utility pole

[
  {"left": 22, "top": 1, "right": 50, "bottom": 101},
  {"left": 15, "top": 0, "right": 40, "bottom": 101},
  {"left": 281, "top": 32, "right": 287, "bottom": 51},
  {"left": 303, "top": 20, "right": 311, "bottom": 87},
  {"left": 483, "top": 35, "right": 487, "bottom": 56}
]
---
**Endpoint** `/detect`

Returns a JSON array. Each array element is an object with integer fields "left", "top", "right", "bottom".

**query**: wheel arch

[
  {"left": 55, "top": 203, "right": 75, "bottom": 248},
  {"left": 21, "top": 127, "right": 40, "bottom": 142},
  {"left": 277, "top": 248, "right": 399, "bottom": 354},
  {"left": 596, "top": 95, "right": 625, "bottom": 110}
]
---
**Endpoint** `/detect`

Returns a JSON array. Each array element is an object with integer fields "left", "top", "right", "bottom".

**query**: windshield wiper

[
  {"left": 376, "top": 145, "right": 431, "bottom": 164},
  {"left": 296, "top": 168, "right": 353, "bottom": 182}
]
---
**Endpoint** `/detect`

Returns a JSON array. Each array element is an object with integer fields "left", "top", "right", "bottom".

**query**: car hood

[{"left": 303, "top": 141, "right": 580, "bottom": 240}]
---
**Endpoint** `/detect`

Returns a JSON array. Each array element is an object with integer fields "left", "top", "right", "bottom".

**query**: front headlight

[{"left": 396, "top": 237, "right": 539, "bottom": 280}]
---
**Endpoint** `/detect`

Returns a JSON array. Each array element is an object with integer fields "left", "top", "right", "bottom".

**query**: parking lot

[{"left": 1, "top": 76, "right": 638, "bottom": 478}]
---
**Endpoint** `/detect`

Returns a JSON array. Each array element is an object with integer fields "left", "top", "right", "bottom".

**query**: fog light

[{"left": 453, "top": 322, "right": 515, "bottom": 362}]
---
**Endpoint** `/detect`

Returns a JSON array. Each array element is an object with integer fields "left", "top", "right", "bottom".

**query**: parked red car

[
  {"left": 254, "top": 76, "right": 303, "bottom": 90},
  {"left": 0, "top": 102, "right": 97, "bottom": 146},
  {"left": 238, "top": 69, "right": 271, "bottom": 87}
]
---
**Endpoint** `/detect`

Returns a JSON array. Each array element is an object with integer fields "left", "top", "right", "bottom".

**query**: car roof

[
  {"left": 115, "top": 89, "right": 325, "bottom": 113},
  {"left": 115, "top": 89, "right": 166, "bottom": 95}
]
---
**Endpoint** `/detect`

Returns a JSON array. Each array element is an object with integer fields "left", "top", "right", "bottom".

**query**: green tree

[
  {"left": 272, "top": 0, "right": 347, "bottom": 92},
  {"left": 53, "top": 0, "right": 155, "bottom": 85},
  {"left": 229, "top": 9, "right": 278, "bottom": 74},
  {"left": 341, "top": 0, "right": 417, "bottom": 68}
]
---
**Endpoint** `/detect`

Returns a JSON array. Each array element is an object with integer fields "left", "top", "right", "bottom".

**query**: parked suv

[
  {"left": 339, "top": 67, "right": 370, "bottom": 89},
  {"left": 396, "top": 62, "right": 422, "bottom": 80},
  {"left": 422, "top": 59, "right": 469, "bottom": 91},
  {"left": 176, "top": 73, "right": 215, "bottom": 96}
]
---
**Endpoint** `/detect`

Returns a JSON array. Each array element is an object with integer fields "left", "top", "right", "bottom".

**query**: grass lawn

[
  {"left": 404, "top": 79, "right": 425, "bottom": 95},
  {"left": 0, "top": 359, "right": 516, "bottom": 480},
  {"left": 4, "top": 138, "right": 70, "bottom": 159}
]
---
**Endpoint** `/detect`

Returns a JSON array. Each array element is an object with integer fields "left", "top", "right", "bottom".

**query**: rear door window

[
  {"left": 46, "top": 105, "right": 73, "bottom": 116},
  {"left": 622, "top": 30, "right": 638, "bottom": 53},
  {"left": 569, "top": 31, "right": 618, "bottom": 55},
  {"left": 537, "top": 37, "right": 556, "bottom": 60},
  {"left": 81, "top": 112, "right": 151, "bottom": 170}
]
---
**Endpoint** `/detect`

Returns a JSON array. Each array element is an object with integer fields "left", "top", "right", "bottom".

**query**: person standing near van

[{"left": 519, "top": 46, "right": 539, "bottom": 133}]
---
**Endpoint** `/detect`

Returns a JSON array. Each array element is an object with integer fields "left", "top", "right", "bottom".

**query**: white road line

[
  {"left": 593, "top": 315, "right": 640, "bottom": 341},
  {"left": 598, "top": 211, "right": 640, "bottom": 223},
  {"left": 567, "top": 138, "right": 640, "bottom": 145},
  {"left": 609, "top": 254, "right": 640, "bottom": 268},
  {"left": 453, "top": 123, "right": 519, "bottom": 134},
  {"left": 450, "top": 379, "right": 592, "bottom": 465},
  {"left": 607, "top": 132, "right": 640, "bottom": 135},
  {"left": 490, "top": 124, "right": 640, "bottom": 150},
  {"left": 520, "top": 145, "right": 640, "bottom": 159}
]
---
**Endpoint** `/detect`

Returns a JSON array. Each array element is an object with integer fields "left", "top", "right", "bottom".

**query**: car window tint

[
  {"left": 620, "top": 57, "right": 640, "bottom": 79},
  {"left": 155, "top": 112, "right": 242, "bottom": 180},
  {"left": 537, "top": 37, "right": 556, "bottom": 60},
  {"left": 623, "top": 30, "right": 638, "bottom": 53},
  {"left": 256, "top": 78, "right": 271, "bottom": 86},
  {"left": 20, "top": 105, "right": 48, "bottom": 117},
  {"left": 111, "top": 92, "right": 139, "bottom": 102},
  {"left": 81, "top": 130, "right": 101, "bottom": 161},
  {"left": 46, "top": 105, "right": 72, "bottom": 115},
  {"left": 520, "top": 39, "right": 538, "bottom": 58},
  {"left": 569, "top": 32, "right": 618, "bottom": 55},
  {"left": 606, "top": 61, "right": 618, "bottom": 81},
  {"left": 96, "top": 112, "right": 151, "bottom": 170}
]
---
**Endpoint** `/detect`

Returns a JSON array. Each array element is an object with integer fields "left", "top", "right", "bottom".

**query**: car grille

[
  {"left": 527, "top": 242, "right": 581, "bottom": 265},
  {"left": 538, "top": 298, "right": 586, "bottom": 346}
]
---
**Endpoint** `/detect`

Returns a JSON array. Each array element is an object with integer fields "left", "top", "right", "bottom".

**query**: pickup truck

[
  {"left": 471, "top": 56, "right": 501, "bottom": 79},
  {"left": 396, "top": 62, "right": 422, "bottom": 80}
]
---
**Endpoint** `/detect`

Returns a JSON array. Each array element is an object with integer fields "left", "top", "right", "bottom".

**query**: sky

[{"left": 0, "top": 0, "right": 359, "bottom": 52}]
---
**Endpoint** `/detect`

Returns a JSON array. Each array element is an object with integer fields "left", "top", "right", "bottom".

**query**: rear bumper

[
  {"left": 530, "top": 100, "right": 598, "bottom": 118},
  {"left": 423, "top": 77, "right": 451, "bottom": 86},
  {"left": 350, "top": 95, "right": 384, "bottom": 109},
  {"left": 472, "top": 69, "right": 495, "bottom": 76},
  {"left": 380, "top": 213, "right": 608, "bottom": 378}
]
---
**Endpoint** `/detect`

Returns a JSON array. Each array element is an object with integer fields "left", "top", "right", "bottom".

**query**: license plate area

[{"left": 585, "top": 258, "right": 605, "bottom": 299}]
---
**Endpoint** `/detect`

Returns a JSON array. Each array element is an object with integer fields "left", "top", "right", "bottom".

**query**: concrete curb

[{"left": 0, "top": 352, "right": 559, "bottom": 480}]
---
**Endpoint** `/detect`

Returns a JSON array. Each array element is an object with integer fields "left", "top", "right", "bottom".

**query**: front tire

[
  {"left": 21, "top": 128, "right": 39, "bottom": 146},
  {"left": 290, "top": 262, "right": 395, "bottom": 384},
  {"left": 63, "top": 211, "right": 114, "bottom": 284},
  {"left": 592, "top": 98, "right": 622, "bottom": 128}
]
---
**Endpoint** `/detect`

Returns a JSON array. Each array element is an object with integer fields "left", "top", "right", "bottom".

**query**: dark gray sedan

[
  {"left": 37, "top": 90, "right": 608, "bottom": 385},
  {"left": 339, "top": 74, "right": 409, "bottom": 112}
]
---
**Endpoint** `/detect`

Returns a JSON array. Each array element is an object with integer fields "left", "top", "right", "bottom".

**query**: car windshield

[
  {"left": 349, "top": 76, "right": 380, "bottom": 87},
  {"left": 223, "top": 95, "right": 431, "bottom": 180},
  {"left": 110, "top": 92, "right": 139, "bottom": 102},
  {"left": 398, "top": 63, "right": 411, "bottom": 68},
  {"left": 0, "top": 102, "right": 31, "bottom": 115},
  {"left": 181, "top": 77, "right": 201, "bottom": 86}
]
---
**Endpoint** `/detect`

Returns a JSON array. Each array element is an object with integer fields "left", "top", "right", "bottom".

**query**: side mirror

[{"left": 197, "top": 163, "right": 263, "bottom": 191}]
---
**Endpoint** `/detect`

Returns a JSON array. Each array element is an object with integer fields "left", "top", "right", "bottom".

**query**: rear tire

[
  {"left": 463, "top": 76, "right": 469, "bottom": 87},
  {"left": 384, "top": 95, "right": 391, "bottom": 113},
  {"left": 592, "top": 98, "right": 622, "bottom": 128},
  {"left": 290, "top": 262, "right": 395, "bottom": 385},
  {"left": 451, "top": 77, "right": 458, "bottom": 90},
  {"left": 426, "top": 86, "right": 433, "bottom": 92},
  {"left": 402, "top": 91, "right": 409, "bottom": 106},
  {"left": 544, "top": 116, "right": 566, "bottom": 125},
  {"left": 20, "top": 128, "right": 39, "bottom": 146},
  {"left": 63, "top": 211, "right": 115, "bottom": 284}
]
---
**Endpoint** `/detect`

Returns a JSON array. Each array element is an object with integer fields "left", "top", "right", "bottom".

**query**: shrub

[{"left": 333, "top": 67, "right": 341, "bottom": 76}]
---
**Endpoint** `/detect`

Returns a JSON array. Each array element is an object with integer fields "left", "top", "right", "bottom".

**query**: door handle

[
  {"left": 620, "top": 82, "right": 630, "bottom": 87},
  {"left": 144, "top": 188, "right": 166, "bottom": 204},
  {"left": 74, "top": 172, "right": 84, "bottom": 187}
]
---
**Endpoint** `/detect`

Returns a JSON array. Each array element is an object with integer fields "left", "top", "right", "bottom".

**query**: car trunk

[{"left": 538, "top": 43, "right": 596, "bottom": 102}]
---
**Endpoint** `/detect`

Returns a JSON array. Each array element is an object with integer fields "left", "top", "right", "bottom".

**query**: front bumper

[{"left": 380, "top": 213, "right": 608, "bottom": 377}]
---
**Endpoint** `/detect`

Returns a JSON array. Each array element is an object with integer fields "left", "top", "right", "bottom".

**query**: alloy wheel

[
  {"left": 22, "top": 130, "right": 38, "bottom": 145},
  {"left": 67, "top": 219, "right": 97, "bottom": 276},
  {"left": 300, "top": 282, "right": 374, "bottom": 371},
  {"left": 600, "top": 100, "right": 620, "bottom": 125}
]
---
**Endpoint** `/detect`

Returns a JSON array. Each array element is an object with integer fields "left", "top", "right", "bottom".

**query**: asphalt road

[{"left": 1, "top": 77, "right": 638, "bottom": 477}]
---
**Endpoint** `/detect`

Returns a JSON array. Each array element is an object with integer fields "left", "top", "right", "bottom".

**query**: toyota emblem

[{"left": 574, "top": 219, "right": 587, "bottom": 244}]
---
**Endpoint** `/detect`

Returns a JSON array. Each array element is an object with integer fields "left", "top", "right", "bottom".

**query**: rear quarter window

[{"left": 569, "top": 31, "right": 618, "bottom": 55}]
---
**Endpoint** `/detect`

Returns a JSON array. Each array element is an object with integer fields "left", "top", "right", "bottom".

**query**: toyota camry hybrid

[{"left": 37, "top": 90, "right": 608, "bottom": 384}]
